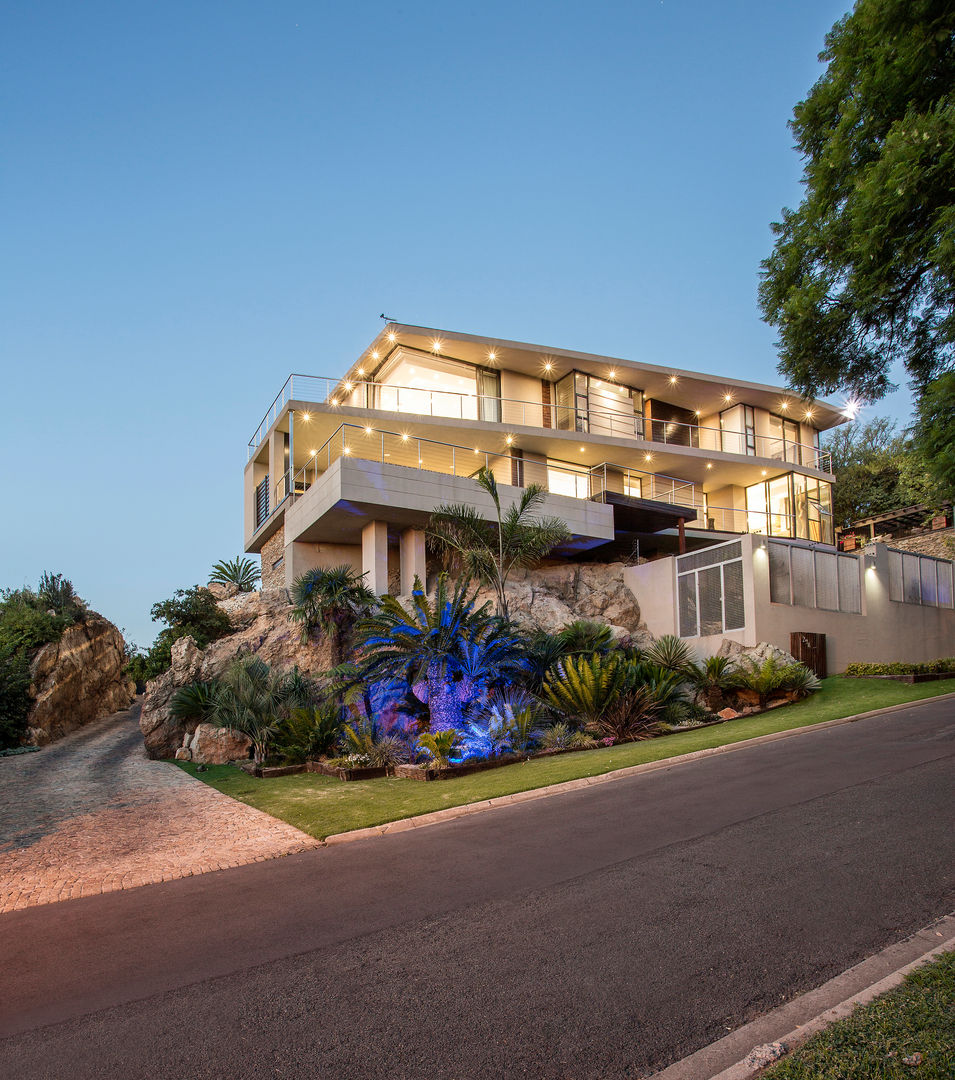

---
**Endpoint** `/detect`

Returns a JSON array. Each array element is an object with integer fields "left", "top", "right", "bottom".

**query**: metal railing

[
  {"left": 703, "top": 505, "right": 834, "bottom": 545},
  {"left": 247, "top": 376, "right": 832, "bottom": 472}
]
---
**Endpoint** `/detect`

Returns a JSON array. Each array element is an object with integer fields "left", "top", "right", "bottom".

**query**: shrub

[
  {"left": 540, "top": 653, "right": 630, "bottom": 725},
  {"left": 780, "top": 663, "right": 821, "bottom": 699},
  {"left": 585, "top": 684, "right": 663, "bottom": 742},
  {"left": 732, "top": 656, "right": 821, "bottom": 706},
  {"left": 130, "top": 586, "right": 235, "bottom": 681},
  {"left": 686, "top": 655, "right": 737, "bottom": 711},
  {"left": 539, "top": 722, "right": 575, "bottom": 750},
  {"left": 209, "top": 557, "right": 260, "bottom": 592},
  {"left": 273, "top": 703, "right": 344, "bottom": 763},
  {"left": 418, "top": 728, "right": 463, "bottom": 768},
  {"left": 169, "top": 681, "right": 220, "bottom": 724},
  {"left": 845, "top": 658, "right": 955, "bottom": 677},
  {"left": 556, "top": 619, "right": 615, "bottom": 657},
  {"left": 0, "top": 643, "right": 32, "bottom": 749},
  {"left": 643, "top": 634, "right": 694, "bottom": 673}
]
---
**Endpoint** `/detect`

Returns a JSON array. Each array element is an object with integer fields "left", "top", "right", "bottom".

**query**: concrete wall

[
  {"left": 500, "top": 371, "right": 544, "bottom": 427},
  {"left": 624, "top": 534, "right": 955, "bottom": 671}
]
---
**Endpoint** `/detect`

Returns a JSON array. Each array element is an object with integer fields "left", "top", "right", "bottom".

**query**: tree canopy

[
  {"left": 822, "top": 416, "right": 944, "bottom": 526},
  {"left": 911, "top": 370, "right": 955, "bottom": 500},
  {"left": 759, "top": 0, "right": 955, "bottom": 403}
]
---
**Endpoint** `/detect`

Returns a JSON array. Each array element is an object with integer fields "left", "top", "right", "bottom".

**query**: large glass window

[
  {"left": 747, "top": 475, "right": 833, "bottom": 543},
  {"left": 767, "top": 414, "right": 802, "bottom": 464},
  {"left": 375, "top": 352, "right": 490, "bottom": 420},
  {"left": 554, "top": 371, "right": 642, "bottom": 438},
  {"left": 547, "top": 460, "right": 590, "bottom": 498}
]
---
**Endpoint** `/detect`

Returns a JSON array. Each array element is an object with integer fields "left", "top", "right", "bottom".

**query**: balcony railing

[{"left": 248, "top": 376, "right": 832, "bottom": 472}]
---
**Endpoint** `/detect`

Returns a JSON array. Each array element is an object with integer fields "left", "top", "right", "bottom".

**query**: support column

[
  {"left": 362, "top": 521, "right": 389, "bottom": 595},
  {"left": 399, "top": 528, "right": 427, "bottom": 595},
  {"left": 677, "top": 517, "right": 686, "bottom": 554}
]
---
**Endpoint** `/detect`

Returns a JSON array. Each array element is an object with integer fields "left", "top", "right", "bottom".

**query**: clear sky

[{"left": 1, "top": 0, "right": 907, "bottom": 647}]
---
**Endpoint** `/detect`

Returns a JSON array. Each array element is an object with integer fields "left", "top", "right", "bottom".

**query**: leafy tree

[
  {"left": 130, "top": 586, "right": 234, "bottom": 682},
  {"left": 209, "top": 556, "right": 260, "bottom": 592},
  {"left": 823, "top": 417, "right": 944, "bottom": 526},
  {"left": 428, "top": 467, "right": 570, "bottom": 620},
  {"left": 289, "top": 564, "right": 376, "bottom": 661},
  {"left": 36, "top": 573, "right": 84, "bottom": 620},
  {"left": 912, "top": 370, "right": 955, "bottom": 499},
  {"left": 759, "top": 0, "right": 955, "bottom": 402}
]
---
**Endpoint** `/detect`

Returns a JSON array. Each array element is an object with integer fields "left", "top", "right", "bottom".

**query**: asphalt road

[{"left": 1, "top": 698, "right": 953, "bottom": 1079}]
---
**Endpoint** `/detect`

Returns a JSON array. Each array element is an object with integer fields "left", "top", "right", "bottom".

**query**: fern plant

[
  {"left": 209, "top": 557, "right": 261, "bottom": 593},
  {"left": 540, "top": 653, "right": 629, "bottom": 725},
  {"left": 418, "top": 728, "right": 463, "bottom": 769}
]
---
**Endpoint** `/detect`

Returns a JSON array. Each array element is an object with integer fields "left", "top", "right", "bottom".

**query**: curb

[
  {"left": 322, "top": 690, "right": 955, "bottom": 846},
  {"left": 650, "top": 913, "right": 955, "bottom": 1080}
]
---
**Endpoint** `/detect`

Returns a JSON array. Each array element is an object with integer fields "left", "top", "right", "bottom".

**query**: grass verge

[
  {"left": 174, "top": 676, "right": 955, "bottom": 841},
  {"left": 762, "top": 950, "right": 955, "bottom": 1078}
]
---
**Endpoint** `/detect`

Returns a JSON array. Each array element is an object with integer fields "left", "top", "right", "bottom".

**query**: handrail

[{"left": 248, "top": 375, "right": 832, "bottom": 472}]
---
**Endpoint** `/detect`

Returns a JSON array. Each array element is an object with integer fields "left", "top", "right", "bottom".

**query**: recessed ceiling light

[
  {"left": 488, "top": 351, "right": 496, "bottom": 361},
  {"left": 388, "top": 332, "right": 397, "bottom": 342},
  {"left": 668, "top": 375, "right": 678, "bottom": 385},
  {"left": 302, "top": 412, "right": 311, "bottom": 421},
  {"left": 706, "top": 463, "right": 713, "bottom": 470}
]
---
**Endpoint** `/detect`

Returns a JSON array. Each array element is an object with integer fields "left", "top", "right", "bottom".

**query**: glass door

[{"left": 477, "top": 368, "right": 501, "bottom": 423}]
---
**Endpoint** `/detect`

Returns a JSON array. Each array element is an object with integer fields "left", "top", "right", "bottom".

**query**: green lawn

[
  {"left": 762, "top": 950, "right": 955, "bottom": 1079},
  {"left": 175, "top": 676, "right": 955, "bottom": 840}
]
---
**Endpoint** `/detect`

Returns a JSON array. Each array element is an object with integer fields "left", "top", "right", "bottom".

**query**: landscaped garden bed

[{"left": 845, "top": 658, "right": 955, "bottom": 682}]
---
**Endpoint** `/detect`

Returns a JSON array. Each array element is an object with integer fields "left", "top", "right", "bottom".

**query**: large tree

[
  {"left": 759, "top": 0, "right": 955, "bottom": 403},
  {"left": 911, "top": 370, "right": 955, "bottom": 499}
]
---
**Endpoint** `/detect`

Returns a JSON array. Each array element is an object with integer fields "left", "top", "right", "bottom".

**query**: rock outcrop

[
  {"left": 139, "top": 588, "right": 333, "bottom": 759},
  {"left": 25, "top": 614, "right": 136, "bottom": 745},
  {"left": 717, "top": 639, "right": 798, "bottom": 667},
  {"left": 178, "top": 723, "right": 252, "bottom": 764}
]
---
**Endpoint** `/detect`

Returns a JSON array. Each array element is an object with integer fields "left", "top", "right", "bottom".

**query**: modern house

[{"left": 245, "top": 323, "right": 845, "bottom": 595}]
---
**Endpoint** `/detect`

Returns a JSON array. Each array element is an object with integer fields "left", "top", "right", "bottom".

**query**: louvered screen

[
  {"left": 768, "top": 541, "right": 791, "bottom": 604},
  {"left": 837, "top": 555, "right": 861, "bottom": 613},
  {"left": 903, "top": 554, "right": 922, "bottom": 604},
  {"left": 698, "top": 566, "right": 724, "bottom": 636},
  {"left": 920, "top": 559, "right": 938, "bottom": 606},
  {"left": 791, "top": 546, "right": 815, "bottom": 608},
  {"left": 937, "top": 561, "right": 954, "bottom": 608},
  {"left": 814, "top": 551, "right": 839, "bottom": 611},
  {"left": 722, "top": 560, "right": 745, "bottom": 630},
  {"left": 678, "top": 574, "right": 698, "bottom": 637},
  {"left": 888, "top": 549, "right": 903, "bottom": 602},
  {"left": 677, "top": 540, "right": 741, "bottom": 574}
]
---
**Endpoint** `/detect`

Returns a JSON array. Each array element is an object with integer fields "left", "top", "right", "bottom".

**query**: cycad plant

[
  {"left": 686, "top": 655, "right": 737, "bottom": 711},
  {"left": 418, "top": 728, "right": 463, "bottom": 769},
  {"left": 289, "top": 564, "right": 376, "bottom": 660},
  {"left": 209, "top": 556, "right": 261, "bottom": 593},
  {"left": 169, "top": 680, "right": 221, "bottom": 725},
  {"left": 540, "top": 653, "right": 630, "bottom": 726},
  {"left": 556, "top": 619, "right": 615, "bottom": 657},
  {"left": 355, "top": 574, "right": 524, "bottom": 731},
  {"left": 427, "top": 467, "right": 570, "bottom": 619},
  {"left": 273, "top": 701, "right": 343, "bottom": 763}
]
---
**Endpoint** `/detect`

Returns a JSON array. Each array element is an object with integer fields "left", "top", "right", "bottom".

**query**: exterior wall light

[
  {"left": 302, "top": 412, "right": 311, "bottom": 421},
  {"left": 505, "top": 435, "right": 514, "bottom": 444},
  {"left": 544, "top": 361, "right": 553, "bottom": 373},
  {"left": 401, "top": 433, "right": 409, "bottom": 442}
]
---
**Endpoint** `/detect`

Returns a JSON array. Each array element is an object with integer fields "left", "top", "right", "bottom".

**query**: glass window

[
  {"left": 768, "top": 475, "right": 793, "bottom": 537},
  {"left": 746, "top": 480, "right": 768, "bottom": 534},
  {"left": 744, "top": 406, "right": 756, "bottom": 456},
  {"left": 376, "top": 353, "right": 479, "bottom": 419},
  {"left": 547, "top": 461, "right": 590, "bottom": 498}
]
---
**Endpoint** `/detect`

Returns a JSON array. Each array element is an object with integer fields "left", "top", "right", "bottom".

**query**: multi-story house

[{"left": 244, "top": 323, "right": 846, "bottom": 595}]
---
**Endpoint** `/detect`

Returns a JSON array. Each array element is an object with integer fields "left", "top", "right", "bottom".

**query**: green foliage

[
  {"left": 540, "top": 653, "right": 630, "bottom": 726},
  {"left": 169, "top": 681, "right": 221, "bottom": 724},
  {"left": 0, "top": 642, "right": 32, "bottom": 749},
  {"left": 845, "top": 658, "right": 955, "bottom": 676},
  {"left": 36, "top": 572, "right": 84, "bottom": 620},
  {"left": 759, "top": 0, "right": 955, "bottom": 403},
  {"left": 520, "top": 629, "right": 568, "bottom": 693},
  {"left": 556, "top": 619, "right": 615, "bottom": 657},
  {"left": 824, "top": 418, "right": 945, "bottom": 527},
  {"left": 273, "top": 703, "right": 344, "bottom": 763},
  {"left": 485, "top": 691, "right": 545, "bottom": 754},
  {"left": 289, "top": 564, "right": 375, "bottom": 660},
  {"left": 209, "top": 556, "right": 260, "bottom": 592},
  {"left": 585, "top": 684, "right": 663, "bottom": 742},
  {"left": 733, "top": 657, "right": 821, "bottom": 706},
  {"left": 643, "top": 634, "right": 694, "bottom": 673},
  {"left": 211, "top": 657, "right": 304, "bottom": 764},
  {"left": 687, "top": 655, "right": 738, "bottom": 711},
  {"left": 0, "top": 597, "right": 69, "bottom": 652},
  {"left": 131, "top": 586, "right": 234, "bottom": 681},
  {"left": 912, "top": 371, "right": 955, "bottom": 500},
  {"left": 428, "top": 467, "right": 570, "bottom": 619},
  {"left": 418, "top": 728, "right": 463, "bottom": 769}
]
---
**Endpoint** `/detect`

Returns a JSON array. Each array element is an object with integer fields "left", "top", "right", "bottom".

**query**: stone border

[
  {"left": 650, "top": 913, "right": 955, "bottom": 1080},
  {"left": 322, "top": 691, "right": 955, "bottom": 845}
]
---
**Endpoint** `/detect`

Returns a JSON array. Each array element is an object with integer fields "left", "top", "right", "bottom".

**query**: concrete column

[
  {"left": 362, "top": 521, "right": 389, "bottom": 595},
  {"left": 399, "top": 528, "right": 427, "bottom": 594}
]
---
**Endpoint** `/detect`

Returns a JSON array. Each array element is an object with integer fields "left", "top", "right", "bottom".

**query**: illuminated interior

[{"left": 746, "top": 474, "right": 833, "bottom": 543}]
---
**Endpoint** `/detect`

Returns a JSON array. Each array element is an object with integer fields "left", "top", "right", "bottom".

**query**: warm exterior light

[
  {"left": 401, "top": 433, "right": 409, "bottom": 442},
  {"left": 330, "top": 398, "right": 338, "bottom": 406},
  {"left": 488, "top": 351, "right": 496, "bottom": 361},
  {"left": 644, "top": 453, "right": 652, "bottom": 462},
  {"left": 668, "top": 375, "right": 678, "bottom": 385},
  {"left": 344, "top": 382, "right": 353, "bottom": 392},
  {"left": 371, "top": 350, "right": 380, "bottom": 359},
  {"left": 432, "top": 339, "right": 442, "bottom": 352},
  {"left": 388, "top": 332, "right": 397, "bottom": 342},
  {"left": 780, "top": 400, "right": 790, "bottom": 412},
  {"left": 544, "top": 362, "right": 553, "bottom": 373},
  {"left": 473, "top": 448, "right": 479, "bottom": 454},
  {"left": 579, "top": 446, "right": 586, "bottom": 453},
  {"left": 344, "top": 446, "right": 351, "bottom": 455},
  {"left": 364, "top": 426, "right": 373, "bottom": 435},
  {"left": 309, "top": 448, "right": 316, "bottom": 456},
  {"left": 505, "top": 435, "right": 513, "bottom": 444},
  {"left": 608, "top": 369, "right": 617, "bottom": 380},
  {"left": 695, "top": 410, "right": 702, "bottom": 417},
  {"left": 843, "top": 398, "right": 860, "bottom": 418},
  {"left": 804, "top": 409, "right": 815, "bottom": 421},
  {"left": 723, "top": 392, "right": 733, "bottom": 403},
  {"left": 357, "top": 367, "right": 366, "bottom": 376},
  {"left": 706, "top": 463, "right": 713, "bottom": 470},
  {"left": 761, "top": 470, "right": 767, "bottom": 476}
]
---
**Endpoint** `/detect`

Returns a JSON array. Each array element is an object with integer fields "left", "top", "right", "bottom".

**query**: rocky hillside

[
  {"left": 25, "top": 613, "right": 136, "bottom": 745},
  {"left": 139, "top": 562, "right": 652, "bottom": 759}
]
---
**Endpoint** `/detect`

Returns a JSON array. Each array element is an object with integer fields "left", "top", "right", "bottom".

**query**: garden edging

[{"left": 322, "top": 691, "right": 955, "bottom": 846}]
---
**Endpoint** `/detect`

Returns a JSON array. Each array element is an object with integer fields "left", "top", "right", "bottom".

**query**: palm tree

[
  {"left": 355, "top": 574, "right": 524, "bottom": 731},
  {"left": 289, "top": 564, "right": 376, "bottom": 662},
  {"left": 427, "top": 467, "right": 570, "bottom": 620},
  {"left": 209, "top": 556, "right": 261, "bottom": 592},
  {"left": 211, "top": 657, "right": 303, "bottom": 765}
]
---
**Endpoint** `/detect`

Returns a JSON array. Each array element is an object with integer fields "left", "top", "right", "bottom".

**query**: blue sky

[{"left": 1, "top": 0, "right": 906, "bottom": 647}]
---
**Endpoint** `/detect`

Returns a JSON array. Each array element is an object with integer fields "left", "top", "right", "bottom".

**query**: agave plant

[
  {"left": 427, "top": 467, "right": 570, "bottom": 620},
  {"left": 209, "top": 556, "right": 261, "bottom": 593},
  {"left": 418, "top": 728, "right": 463, "bottom": 769},
  {"left": 643, "top": 634, "right": 694, "bottom": 673},
  {"left": 355, "top": 575, "right": 525, "bottom": 731},
  {"left": 540, "top": 653, "right": 630, "bottom": 726},
  {"left": 289, "top": 564, "right": 376, "bottom": 660}
]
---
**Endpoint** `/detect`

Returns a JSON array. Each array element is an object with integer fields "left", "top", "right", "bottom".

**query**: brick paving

[{"left": 0, "top": 702, "right": 320, "bottom": 913}]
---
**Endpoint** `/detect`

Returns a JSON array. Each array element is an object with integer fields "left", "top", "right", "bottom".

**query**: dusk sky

[{"left": 2, "top": 0, "right": 908, "bottom": 647}]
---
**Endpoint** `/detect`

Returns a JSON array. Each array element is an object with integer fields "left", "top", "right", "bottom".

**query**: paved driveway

[
  {"left": 1, "top": 697, "right": 953, "bottom": 1078},
  {"left": 0, "top": 702, "right": 318, "bottom": 912}
]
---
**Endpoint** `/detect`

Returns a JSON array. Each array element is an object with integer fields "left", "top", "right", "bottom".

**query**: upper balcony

[{"left": 247, "top": 374, "right": 832, "bottom": 474}]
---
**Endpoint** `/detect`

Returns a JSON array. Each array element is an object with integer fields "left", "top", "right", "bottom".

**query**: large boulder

[
  {"left": 139, "top": 588, "right": 333, "bottom": 759},
  {"left": 717, "top": 639, "right": 798, "bottom": 667},
  {"left": 187, "top": 723, "right": 252, "bottom": 764},
  {"left": 25, "top": 613, "right": 136, "bottom": 745}
]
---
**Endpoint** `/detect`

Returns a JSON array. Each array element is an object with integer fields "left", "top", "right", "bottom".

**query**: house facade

[{"left": 243, "top": 323, "right": 847, "bottom": 595}]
